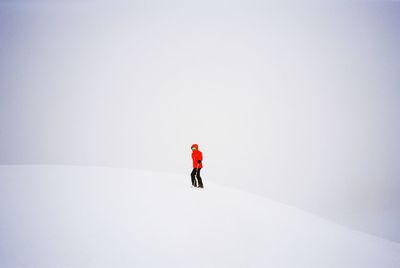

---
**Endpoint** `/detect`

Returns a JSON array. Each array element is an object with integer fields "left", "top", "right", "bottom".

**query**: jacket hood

[{"left": 191, "top": 144, "right": 199, "bottom": 150}]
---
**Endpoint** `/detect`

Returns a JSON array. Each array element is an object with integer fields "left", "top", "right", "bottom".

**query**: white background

[{"left": 0, "top": 0, "right": 399, "bottom": 241}]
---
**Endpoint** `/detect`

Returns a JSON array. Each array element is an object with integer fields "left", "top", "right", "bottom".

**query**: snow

[{"left": 0, "top": 165, "right": 399, "bottom": 268}]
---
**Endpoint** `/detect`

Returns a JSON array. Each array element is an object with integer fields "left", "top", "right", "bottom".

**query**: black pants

[{"left": 191, "top": 168, "right": 203, "bottom": 188}]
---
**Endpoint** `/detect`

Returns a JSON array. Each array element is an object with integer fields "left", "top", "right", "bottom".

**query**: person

[{"left": 190, "top": 144, "right": 204, "bottom": 188}]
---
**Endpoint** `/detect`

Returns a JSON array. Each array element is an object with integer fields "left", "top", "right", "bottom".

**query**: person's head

[{"left": 191, "top": 144, "right": 199, "bottom": 151}]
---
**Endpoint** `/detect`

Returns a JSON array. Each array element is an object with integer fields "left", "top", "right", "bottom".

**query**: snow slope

[{"left": 0, "top": 165, "right": 399, "bottom": 268}]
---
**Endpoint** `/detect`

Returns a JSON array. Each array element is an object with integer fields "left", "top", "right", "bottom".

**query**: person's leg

[
  {"left": 196, "top": 168, "right": 203, "bottom": 188},
  {"left": 191, "top": 168, "right": 197, "bottom": 187}
]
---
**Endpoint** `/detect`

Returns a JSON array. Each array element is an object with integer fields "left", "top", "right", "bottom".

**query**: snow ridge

[{"left": 0, "top": 165, "right": 399, "bottom": 268}]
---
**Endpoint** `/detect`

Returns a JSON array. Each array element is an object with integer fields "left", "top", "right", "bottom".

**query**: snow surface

[{"left": 0, "top": 165, "right": 399, "bottom": 268}]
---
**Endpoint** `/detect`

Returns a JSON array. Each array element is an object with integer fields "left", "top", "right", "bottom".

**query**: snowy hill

[{"left": 0, "top": 165, "right": 399, "bottom": 268}]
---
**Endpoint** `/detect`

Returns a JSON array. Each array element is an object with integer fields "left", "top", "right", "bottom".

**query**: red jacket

[{"left": 191, "top": 144, "right": 203, "bottom": 169}]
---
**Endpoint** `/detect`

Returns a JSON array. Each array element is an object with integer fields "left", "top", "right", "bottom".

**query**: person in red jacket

[{"left": 190, "top": 144, "right": 204, "bottom": 188}]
